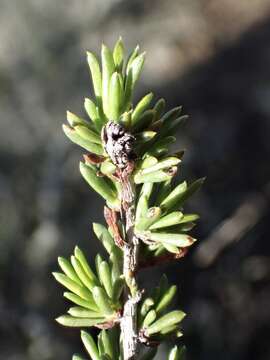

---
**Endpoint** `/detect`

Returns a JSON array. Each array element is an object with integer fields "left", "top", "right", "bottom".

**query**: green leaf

[
  {"left": 176, "top": 178, "right": 205, "bottom": 206},
  {"left": 66, "top": 111, "right": 92, "bottom": 128},
  {"left": 160, "top": 324, "right": 180, "bottom": 335},
  {"left": 87, "top": 51, "right": 102, "bottom": 101},
  {"left": 98, "top": 329, "right": 105, "bottom": 355},
  {"left": 126, "top": 45, "right": 139, "bottom": 75},
  {"left": 109, "top": 72, "right": 123, "bottom": 121},
  {"left": 92, "top": 286, "right": 113, "bottom": 315},
  {"left": 83, "top": 98, "right": 96, "bottom": 120},
  {"left": 129, "top": 53, "right": 145, "bottom": 87},
  {"left": 143, "top": 309, "right": 157, "bottom": 327},
  {"left": 81, "top": 330, "right": 100, "bottom": 360},
  {"left": 145, "top": 136, "right": 176, "bottom": 157},
  {"left": 163, "top": 243, "right": 179, "bottom": 254},
  {"left": 100, "top": 161, "right": 117, "bottom": 177},
  {"left": 132, "top": 109, "right": 156, "bottom": 132},
  {"left": 53, "top": 272, "right": 92, "bottom": 300},
  {"left": 58, "top": 257, "right": 82, "bottom": 285},
  {"left": 135, "top": 131, "right": 157, "bottom": 143},
  {"left": 68, "top": 307, "right": 102, "bottom": 318},
  {"left": 140, "top": 297, "right": 154, "bottom": 318},
  {"left": 176, "top": 222, "right": 196, "bottom": 232},
  {"left": 180, "top": 213, "right": 200, "bottom": 223},
  {"left": 95, "top": 254, "right": 103, "bottom": 283},
  {"left": 93, "top": 223, "right": 114, "bottom": 254},
  {"left": 72, "top": 354, "right": 86, "bottom": 360},
  {"left": 63, "top": 124, "right": 104, "bottom": 155},
  {"left": 139, "top": 157, "right": 181, "bottom": 175},
  {"left": 134, "top": 167, "right": 177, "bottom": 184},
  {"left": 162, "top": 106, "right": 182, "bottom": 122},
  {"left": 146, "top": 310, "right": 185, "bottom": 336},
  {"left": 64, "top": 292, "right": 99, "bottom": 311},
  {"left": 168, "top": 345, "right": 186, "bottom": 360},
  {"left": 74, "top": 246, "right": 98, "bottom": 283},
  {"left": 155, "top": 285, "right": 177, "bottom": 314},
  {"left": 71, "top": 255, "right": 96, "bottom": 291},
  {"left": 159, "top": 115, "right": 188, "bottom": 139},
  {"left": 99, "top": 261, "right": 113, "bottom": 298},
  {"left": 160, "top": 181, "right": 187, "bottom": 212},
  {"left": 149, "top": 211, "right": 184, "bottom": 230},
  {"left": 101, "top": 44, "right": 115, "bottom": 118},
  {"left": 101, "top": 329, "right": 114, "bottom": 359},
  {"left": 140, "top": 156, "right": 158, "bottom": 169},
  {"left": 135, "top": 207, "right": 161, "bottom": 231},
  {"left": 131, "top": 93, "right": 154, "bottom": 125},
  {"left": 56, "top": 315, "right": 104, "bottom": 327},
  {"left": 141, "top": 182, "right": 154, "bottom": 200},
  {"left": 110, "top": 250, "right": 122, "bottom": 283},
  {"left": 120, "top": 110, "right": 132, "bottom": 128},
  {"left": 154, "top": 98, "right": 166, "bottom": 119},
  {"left": 113, "top": 37, "right": 124, "bottom": 71},
  {"left": 74, "top": 125, "right": 102, "bottom": 144},
  {"left": 135, "top": 182, "right": 154, "bottom": 220},
  {"left": 112, "top": 277, "right": 124, "bottom": 302},
  {"left": 123, "top": 69, "right": 133, "bottom": 112},
  {"left": 104, "top": 328, "right": 120, "bottom": 359},
  {"left": 158, "top": 274, "right": 169, "bottom": 297},
  {"left": 84, "top": 98, "right": 102, "bottom": 130},
  {"left": 135, "top": 195, "right": 148, "bottom": 221},
  {"left": 80, "top": 162, "right": 120, "bottom": 208},
  {"left": 145, "top": 232, "right": 196, "bottom": 248},
  {"left": 155, "top": 180, "right": 172, "bottom": 205},
  {"left": 142, "top": 108, "right": 185, "bottom": 155}
]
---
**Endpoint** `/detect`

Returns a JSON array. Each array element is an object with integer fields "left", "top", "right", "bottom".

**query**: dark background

[{"left": 1, "top": 1, "right": 270, "bottom": 359}]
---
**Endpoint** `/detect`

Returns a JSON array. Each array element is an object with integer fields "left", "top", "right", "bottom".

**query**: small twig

[{"left": 103, "top": 122, "right": 140, "bottom": 360}]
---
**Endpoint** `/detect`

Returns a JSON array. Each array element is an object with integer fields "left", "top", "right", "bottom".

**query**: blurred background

[{"left": 1, "top": 0, "right": 270, "bottom": 359}]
